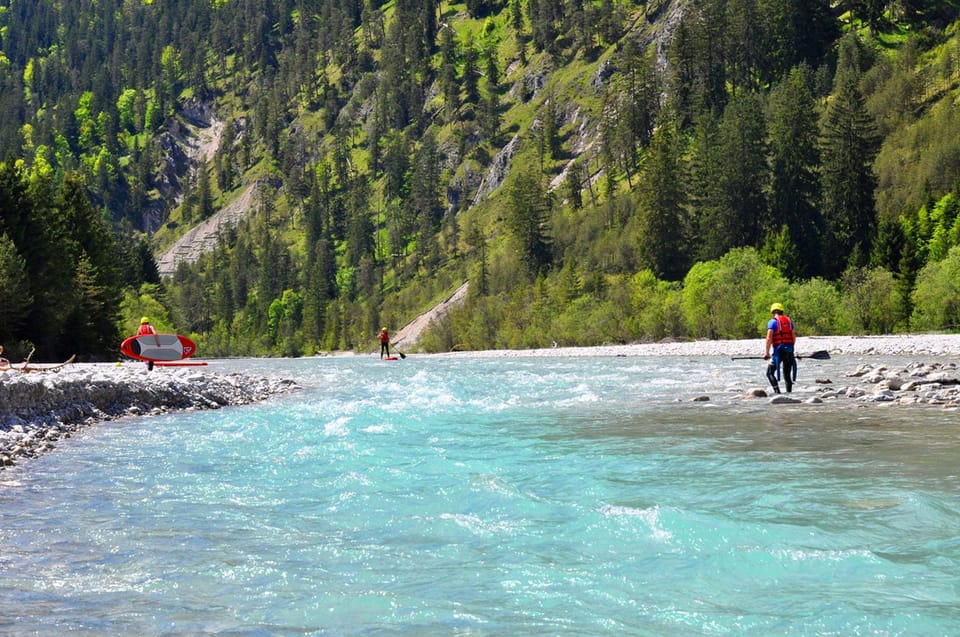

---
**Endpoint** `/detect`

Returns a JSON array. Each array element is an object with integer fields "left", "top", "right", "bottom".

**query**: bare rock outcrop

[
  {"left": 156, "top": 180, "right": 268, "bottom": 276},
  {"left": 392, "top": 282, "right": 469, "bottom": 349}
]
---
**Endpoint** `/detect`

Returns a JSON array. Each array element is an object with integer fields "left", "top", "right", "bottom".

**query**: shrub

[
  {"left": 681, "top": 248, "right": 788, "bottom": 340},
  {"left": 910, "top": 245, "right": 960, "bottom": 331}
]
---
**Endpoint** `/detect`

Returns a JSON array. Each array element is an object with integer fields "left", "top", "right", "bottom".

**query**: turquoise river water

[{"left": 1, "top": 353, "right": 958, "bottom": 636}]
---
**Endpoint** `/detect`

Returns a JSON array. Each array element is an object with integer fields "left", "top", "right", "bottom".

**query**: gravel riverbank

[
  {"left": 2, "top": 334, "right": 958, "bottom": 469},
  {"left": 0, "top": 363, "right": 297, "bottom": 469},
  {"left": 435, "top": 334, "right": 960, "bottom": 408},
  {"left": 435, "top": 333, "right": 960, "bottom": 358}
]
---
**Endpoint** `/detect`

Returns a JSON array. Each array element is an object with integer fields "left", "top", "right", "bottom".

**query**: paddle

[
  {"left": 392, "top": 344, "right": 407, "bottom": 359},
  {"left": 730, "top": 349, "right": 830, "bottom": 361}
]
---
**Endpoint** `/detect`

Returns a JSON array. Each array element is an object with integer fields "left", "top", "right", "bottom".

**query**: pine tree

[
  {"left": 64, "top": 253, "right": 121, "bottom": 357},
  {"left": 689, "top": 93, "right": 768, "bottom": 259},
  {"left": 440, "top": 26, "right": 459, "bottom": 122},
  {"left": 820, "top": 36, "right": 881, "bottom": 277},
  {"left": 411, "top": 132, "right": 442, "bottom": 235},
  {"left": 758, "top": 0, "right": 836, "bottom": 85},
  {"left": 462, "top": 37, "right": 481, "bottom": 105},
  {"left": 506, "top": 166, "right": 552, "bottom": 277},
  {"left": 767, "top": 65, "right": 822, "bottom": 278},
  {"left": 636, "top": 121, "right": 690, "bottom": 281},
  {"left": 687, "top": 111, "right": 725, "bottom": 260},
  {"left": 0, "top": 233, "right": 34, "bottom": 344},
  {"left": 726, "top": 0, "right": 763, "bottom": 93},
  {"left": 466, "top": 222, "right": 490, "bottom": 296},
  {"left": 717, "top": 91, "right": 769, "bottom": 249}
]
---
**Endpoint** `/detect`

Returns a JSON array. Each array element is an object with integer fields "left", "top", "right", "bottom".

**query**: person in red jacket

[
  {"left": 764, "top": 303, "right": 796, "bottom": 393},
  {"left": 137, "top": 317, "right": 157, "bottom": 370},
  {"left": 137, "top": 317, "right": 157, "bottom": 336},
  {"left": 379, "top": 327, "right": 390, "bottom": 359}
]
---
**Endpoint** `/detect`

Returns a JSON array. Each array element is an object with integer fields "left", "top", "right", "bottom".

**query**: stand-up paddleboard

[
  {"left": 120, "top": 333, "right": 196, "bottom": 361},
  {"left": 382, "top": 356, "right": 399, "bottom": 361},
  {"left": 154, "top": 360, "right": 208, "bottom": 367}
]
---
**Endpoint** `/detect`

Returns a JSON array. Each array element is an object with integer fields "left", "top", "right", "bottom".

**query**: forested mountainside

[{"left": 3, "top": 0, "right": 960, "bottom": 360}]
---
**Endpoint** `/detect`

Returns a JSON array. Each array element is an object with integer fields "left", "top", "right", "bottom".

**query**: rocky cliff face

[
  {"left": 156, "top": 179, "right": 276, "bottom": 277},
  {"left": 151, "top": 99, "right": 260, "bottom": 276}
]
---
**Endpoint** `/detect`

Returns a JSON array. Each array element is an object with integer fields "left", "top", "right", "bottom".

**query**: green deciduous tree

[
  {"left": 790, "top": 277, "right": 845, "bottom": 335},
  {"left": 910, "top": 245, "right": 960, "bottom": 330},
  {"left": 628, "top": 269, "right": 685, "bottom": 341},
  {"left": 681, "top": 247, "right": 787, "bottom": 340},
  {"left": 761, "top": 225, "right": 802, "bottom": 282},
  {"left": 841, "top": 266, "right": 904, "bottom": 333}
]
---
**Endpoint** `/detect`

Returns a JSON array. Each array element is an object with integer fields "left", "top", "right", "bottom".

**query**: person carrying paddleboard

[
  {"left": 137, "top": 317, "right": 157, "bottom": 370},
  {"left": 379, "top": 327, "right": 391, "bottom": 359},
  {"left": 764, "top": 303, "right": 796, "bottom": 394}
]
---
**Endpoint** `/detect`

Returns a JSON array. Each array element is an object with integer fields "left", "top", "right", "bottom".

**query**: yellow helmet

[
  {"left": 770, "top": 303, "right": 784, "bottom": 313},
  {"left": 381, "top": 327, "right": 388, "bottom": 332},
  {"left": 140, "top": 316, "right": 151, "bottom": 324}
]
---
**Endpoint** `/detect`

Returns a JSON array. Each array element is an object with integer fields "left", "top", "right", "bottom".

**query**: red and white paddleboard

[
  {"left": 120, "top": 333, "right": 197, "bottom": 362},
  {"left": 154, "top": 361, "right": 208, "bottom": 367}
]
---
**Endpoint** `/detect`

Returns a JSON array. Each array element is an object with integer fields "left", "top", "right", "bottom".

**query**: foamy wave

[
  {"left": 599, "top": 503, "right": 673, "bottom": 541},
  {"left": 360, "top": 423, "right": 394, "bottom": 434},
  {"left": 323, "top": 416, "right": 351, "bottom": 436},
  {"left": 768, "top": 547, "right": 876, "bottom": 562},
  {"left": 439, "top": 512, "right": 517, "bottom": 535}
]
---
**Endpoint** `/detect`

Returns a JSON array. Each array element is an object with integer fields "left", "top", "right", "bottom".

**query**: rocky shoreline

[
  {"left": 2, "top": 334, "right": 958, "bottom": 469},
  {"left": 436, "top": 333, "right": 960, "bottom": 408},
  {"left": 1, "top": 364, "right": 297, "bottom": 469},
  {"left": 752, "top": 360, "right": 960, "bottom": 408},
  {"left": 438, "top": 333, "right": 960, "bottom": 358}
]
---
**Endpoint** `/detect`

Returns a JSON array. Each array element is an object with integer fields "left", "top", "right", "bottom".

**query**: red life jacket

[
  {"left": 380, "top": 331, "right": 389, "bottom": 344},
  {"left": 771, "top": 314, "right": 795, "bottom": 346}
]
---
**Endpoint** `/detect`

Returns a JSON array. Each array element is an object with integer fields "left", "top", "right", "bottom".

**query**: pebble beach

[
  {"left": 0, "top": 362, "right": 298, "bottom": 469},
  {"left": 2, "top": 333, "right": 959, "bottom": 469},
  {"left": 442, "top": 332, "right": 960, "bottom": 359}
]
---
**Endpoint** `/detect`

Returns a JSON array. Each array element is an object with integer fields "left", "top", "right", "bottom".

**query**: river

[{"left": 1, "top": 354, "right": 958, "bottom": 635}]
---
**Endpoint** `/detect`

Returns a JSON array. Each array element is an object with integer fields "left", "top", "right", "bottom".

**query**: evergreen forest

[{"left": 3, "top": 0, "right": 960, "bottom": 361}]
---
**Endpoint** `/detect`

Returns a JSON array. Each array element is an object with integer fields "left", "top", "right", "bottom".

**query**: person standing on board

[
  {"left": 764, "top": 303, "right": 796, "bottom": 394},
  {"left": 379, "top": 327, "right": 391, "bottom": 359},
  {"left": 138, "top": 317, "right": 157, "bottom": 370}
]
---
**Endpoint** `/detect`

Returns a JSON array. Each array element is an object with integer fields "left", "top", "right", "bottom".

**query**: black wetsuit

[{"left": 766, "top": 350, "right": 796, "bottom": 393}]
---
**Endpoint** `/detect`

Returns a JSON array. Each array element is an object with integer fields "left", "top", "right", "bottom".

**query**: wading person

[
  {"left": 764, "top": 303, "right": 796, "bottom": 394},
  {"left": 379, "top": 327, "right": 391, "bottom": 359}
]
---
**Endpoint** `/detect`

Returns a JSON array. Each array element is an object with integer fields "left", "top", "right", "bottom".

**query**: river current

[{"left": 1, "top": 353, "right": 958, "bottom": 635}]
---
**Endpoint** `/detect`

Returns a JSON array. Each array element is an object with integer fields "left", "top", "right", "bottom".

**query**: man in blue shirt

[{"left": 764, "top": 303, "right": 796, "bottom": 394}]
